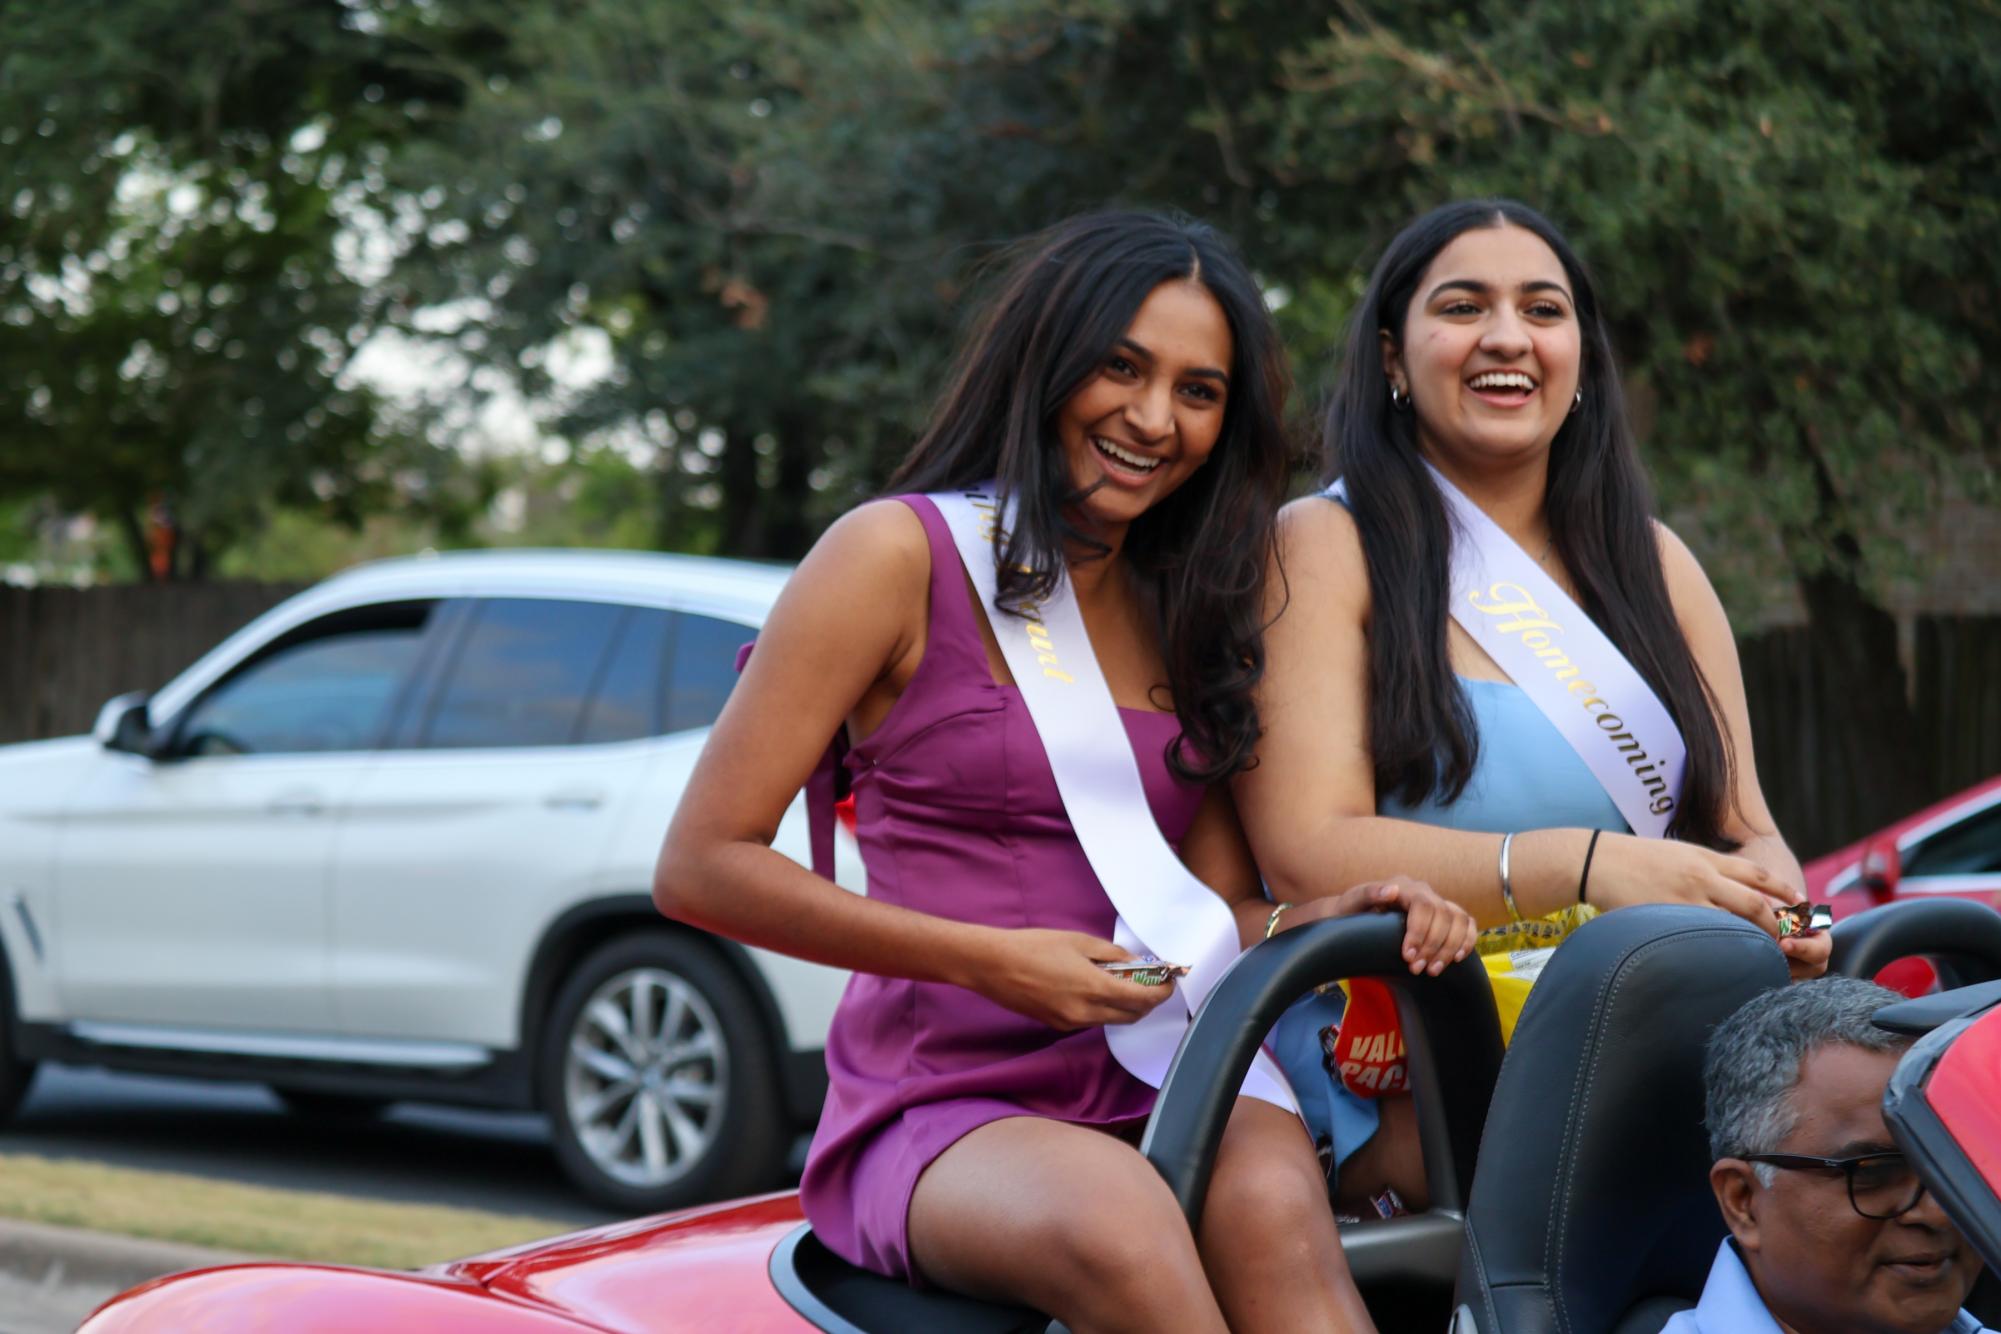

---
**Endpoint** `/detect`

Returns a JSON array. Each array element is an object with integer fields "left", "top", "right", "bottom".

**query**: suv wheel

[{"left": 542, "top": 931, "right": 785, "bottom": 1213}]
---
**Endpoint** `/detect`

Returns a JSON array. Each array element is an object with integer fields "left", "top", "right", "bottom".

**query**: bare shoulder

[
  {"left": 1651, "top": 519, "right": 1732, "bottom": 635},
  {"left": 798, "top": 497, "right": 932, "bottom": 592},
  {"left": 1276, "top": 493, "right": 1366, "bottom": 574},
  {"left": 1275, "top": 494, "right": 1370, "bottom": 616},
  {"left": 754, "top": 498, "right": 933, "bottom": 693}
]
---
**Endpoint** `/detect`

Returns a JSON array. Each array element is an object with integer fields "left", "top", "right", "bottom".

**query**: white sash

[
  {"left": 932, "top": 487, "right": 1294, "bottom": 1112},
  {"left": 1329, "top": 466, "right": 1686, "bottom": 839}
]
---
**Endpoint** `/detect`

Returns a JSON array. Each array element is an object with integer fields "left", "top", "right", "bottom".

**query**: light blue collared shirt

[{"left": 1662, "top": 1240, "right": 1986, "bottom": 1334}]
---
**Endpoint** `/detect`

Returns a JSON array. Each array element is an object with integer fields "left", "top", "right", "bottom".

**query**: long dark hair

[
  {"left": 889, "top": 210, "right": 1293, "bottom": 782},
  {"left": 1324, "top": 199, "right": 1737, "bottom": 847}
]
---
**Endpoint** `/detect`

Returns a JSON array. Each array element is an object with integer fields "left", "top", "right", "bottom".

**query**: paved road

[
  {"left": 0, "top": 1221, "right": 260, "bottom": 1334},
  {"left": 1, "top": 1063, "right": 623, "bottom": 1225},
  {"left": 0, "top": 1063, "right": 808, "bottom": 1330},
  {"left": 0, "top": 1265, "right": 108, "bottom": 1334}
]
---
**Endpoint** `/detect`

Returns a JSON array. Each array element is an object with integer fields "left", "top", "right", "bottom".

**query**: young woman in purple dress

[{"left": 656, "top": 210, "right": 1475, "bottom": 1333}]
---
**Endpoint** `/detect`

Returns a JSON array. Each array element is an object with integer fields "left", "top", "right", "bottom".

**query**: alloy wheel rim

[{"left": 564, "top": 966, "right": 727, "bottom": 1189}]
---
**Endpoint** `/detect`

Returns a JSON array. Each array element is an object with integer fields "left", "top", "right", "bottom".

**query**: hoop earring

[
  {"left": 1571, "top": 388, "right": 1583, "bottom": 414},
  {"left": 1390, "top": 382, "right": 1411, "bottom": 411}
]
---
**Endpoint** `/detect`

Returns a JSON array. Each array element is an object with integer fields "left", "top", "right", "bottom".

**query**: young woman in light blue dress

[{"left": 1233, "top": 199, "right": 1831, "bottom": 1203}]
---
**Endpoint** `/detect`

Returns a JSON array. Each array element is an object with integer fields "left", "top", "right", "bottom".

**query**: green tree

[
  {"left": 392, "top": 1, "right": 1347, "bottom": 556},
  {"left": 0, "top": 0, "right": 498, "bottom": 578},
  {"left": 1216, "top": 0, "right": 2000, "bottom": 830},
  {"left": 639, "top": 0, "right": 1997, "bottom": 837},
  {"left": 391, "top": 1, "right": 928, "bottom": 558}
]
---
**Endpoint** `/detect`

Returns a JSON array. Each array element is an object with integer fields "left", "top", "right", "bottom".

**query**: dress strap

[{"left": 891, "top": 494, "right": 998, "bottom": 684}]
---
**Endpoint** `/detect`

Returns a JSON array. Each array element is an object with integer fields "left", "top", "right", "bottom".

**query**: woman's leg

[
  {"left": 908, "top": 1116, "right": 1227, "bottom": 1334},
  {"left": 1198, "top": 1095, "right": 1378, "bottom": 1333},
  {"left": 1332, "top": 1091, "right": 1430, "bottom": 1213}
]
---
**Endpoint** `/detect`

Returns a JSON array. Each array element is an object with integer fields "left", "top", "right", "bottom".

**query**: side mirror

[
  {"left": 1861, "top": 837, "right": 1903, "bottom": 897},
  {"left": 92, "top": 691, "right": 157, "bottom": 756}
]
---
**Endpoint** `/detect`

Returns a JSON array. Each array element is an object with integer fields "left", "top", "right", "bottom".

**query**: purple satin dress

[{"left": 799, "top": 495, "right": 1205, "bottom": 1283}]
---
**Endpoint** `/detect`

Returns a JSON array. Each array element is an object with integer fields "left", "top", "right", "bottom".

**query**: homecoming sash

[
  {"left": 1330, "top": 465, "right": 1685, "bottom": 838},
  {"left": 932, "top": 487, "right": 1295, "bottom": 1112}
]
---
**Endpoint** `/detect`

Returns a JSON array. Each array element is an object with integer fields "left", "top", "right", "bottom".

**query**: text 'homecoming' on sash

[
  {"left": 1329, "top": 467, "right": 1687, "bottom": 840},
  {"left": 931, "top": 486, "right": 1294, "bottom": 1113}
]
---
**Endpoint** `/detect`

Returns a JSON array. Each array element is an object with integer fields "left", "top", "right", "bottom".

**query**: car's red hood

[{"left": 435, "top": 1192, "right": 812, "bottom": 1332}]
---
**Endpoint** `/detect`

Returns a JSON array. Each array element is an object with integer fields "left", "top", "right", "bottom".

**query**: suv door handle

[
  {"left": 267, "top": 791, "right": 326, "bottom": 817},
  {"left": 543, "top": 788, "right": 605, "bottom": 811}
]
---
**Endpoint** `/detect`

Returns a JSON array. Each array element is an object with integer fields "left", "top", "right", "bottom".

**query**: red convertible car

[
  {"left": 1810, "top": 775, "right": 2001, "bottom": 916},
  {"left": 1811, "top": 774, "right": 2001, "bottom": 996},
  {"left": 79, "top": 899, "right": 2001, "bottom": 1334}
]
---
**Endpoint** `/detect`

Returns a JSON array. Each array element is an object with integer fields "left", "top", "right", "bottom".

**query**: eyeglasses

[{"left": 1743, "top": 1151, "right": 1928, "bottom": 1220}]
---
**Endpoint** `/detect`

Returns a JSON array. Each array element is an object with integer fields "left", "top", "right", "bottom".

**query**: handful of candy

[
  {"left": 1775, "top": 901, "right": 1834, "bottom": 937},
  {"left": 1097, "top": 957, "right": 1190, "bottom": 987}
]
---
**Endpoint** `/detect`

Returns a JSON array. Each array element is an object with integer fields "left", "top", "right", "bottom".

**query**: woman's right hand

[
  {"left": 964, "top": 928, "right": 1179, "bottom": 1031},
  {"left": 1583, "top": 833, "right": 1792, "bottom": 937}
]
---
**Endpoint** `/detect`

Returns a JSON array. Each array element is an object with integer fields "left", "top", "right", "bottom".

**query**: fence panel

[
  {"left": 1741, "top": 614, "right": 2001, "bottom": 860},
  {"left": 1916, "top": 615, "right": 2001, "bottom": 799},
  {"left": 0, "top": 582, "right": 306, "bottom": 745}
]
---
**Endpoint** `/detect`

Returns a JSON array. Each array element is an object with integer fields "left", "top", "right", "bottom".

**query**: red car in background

[{"left": 1809, "top": 775, "right": 2001, "bottom": 995}]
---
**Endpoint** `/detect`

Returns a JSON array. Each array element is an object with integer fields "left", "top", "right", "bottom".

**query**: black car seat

[
  {"left": 1451, "top": 905, "right": 1788, "bottom": 1334},
  {"left": 771, "top": 911, "right": 1505, "bottom": 1333}
]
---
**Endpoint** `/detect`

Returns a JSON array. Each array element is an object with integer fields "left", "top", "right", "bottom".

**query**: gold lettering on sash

[
  {"left": 1467, "top": 580, "right": 1675, "bottom": 817},
  {"left": 1023, "top": 619, "right": 1074, "bottom": 684},
  {"left": 968, "top": 491, "right": 1076, "bottom": 685}
]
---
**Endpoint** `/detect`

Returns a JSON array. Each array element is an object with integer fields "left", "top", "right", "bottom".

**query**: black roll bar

[
  {"left": 1139, "top": 912, "right": 1503, "bottom": 1226},
  {"left": 1829, "top": 897, "right": 2001, "bottom": 986}
]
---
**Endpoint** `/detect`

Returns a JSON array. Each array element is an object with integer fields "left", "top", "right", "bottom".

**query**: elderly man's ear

[{"left": 1711, "top": 1159, "right": 1764, "bottom": 1250}]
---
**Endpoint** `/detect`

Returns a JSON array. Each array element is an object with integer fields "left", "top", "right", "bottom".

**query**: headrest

[{"left": 1455, "top": 905, "right": 1788, "bottom": 1334}]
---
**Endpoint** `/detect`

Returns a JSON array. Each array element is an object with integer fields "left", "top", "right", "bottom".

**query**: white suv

[{"left": 0, "top": 550, "right": 857, "bottom": 1212}]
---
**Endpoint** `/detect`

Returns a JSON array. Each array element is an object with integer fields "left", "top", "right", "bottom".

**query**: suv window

[
  {"left": 665, "top": 612, "right": 751, "bottom": 733},
  {"left": 424, "top": 598, "right": 625, "bottom": 749},
  {"left": 176, "top": 602, "right": 434, "bottom": 756},
  {"left": 577, "top": 608, "right": 671, "bottom": 745},
  {"left": 1902, "top": 802, "right": 2001, "bottom": 878}
]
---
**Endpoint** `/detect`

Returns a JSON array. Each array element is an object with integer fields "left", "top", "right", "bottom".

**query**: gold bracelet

[{"left": 1263, "top": 902, "right": 1293, "bottom": 940}]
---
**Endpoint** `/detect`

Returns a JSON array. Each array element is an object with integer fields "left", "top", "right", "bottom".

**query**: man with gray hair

[{"left": 1665, "top": 976, "right": 1987, "bottom": 1333}]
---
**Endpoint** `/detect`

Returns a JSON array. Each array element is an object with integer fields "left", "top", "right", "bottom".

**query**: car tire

[{"left": 542, "top": 930, "right": 787, "bottom": 1214}]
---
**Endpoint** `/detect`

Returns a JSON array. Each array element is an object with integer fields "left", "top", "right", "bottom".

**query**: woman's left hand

[{"left": 1280, "top": 875, "right": 1478, "bottom": 975}]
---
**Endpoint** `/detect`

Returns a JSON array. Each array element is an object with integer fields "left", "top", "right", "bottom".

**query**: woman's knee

[
  {"left": 913, "top": 1125, "right": 1211, "bottom": 1322},
  {"left": 1203, "top": 1111, "right": 1337, "bottom": 1245}
]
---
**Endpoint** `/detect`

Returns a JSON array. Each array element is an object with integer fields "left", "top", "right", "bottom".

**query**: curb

[{"left": 0, "top": 1218, "right": 265, "bottom": 1295}]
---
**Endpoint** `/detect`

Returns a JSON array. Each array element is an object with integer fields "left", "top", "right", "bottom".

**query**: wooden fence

[
  {"left": 1740, "top": 615, "right": 2001, "bottom": 859},
  {"left": 2, "top": 581, "right": 1994, "bottom": 860},
  {"left": 0, "top": 582, "right": 305, "bottom": 745}
]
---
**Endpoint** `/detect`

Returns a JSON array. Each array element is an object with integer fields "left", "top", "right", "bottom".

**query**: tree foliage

[
  {"left": 0, "top": 0, "right": 498, "bottom": 578},
  {"left": 6, "top": 0, "right": 1995, "bottom": 609}
]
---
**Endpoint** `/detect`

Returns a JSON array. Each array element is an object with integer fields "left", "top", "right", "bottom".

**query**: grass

[{"left": 0, "top": 1152, "right": 582, "bottom": 1270}]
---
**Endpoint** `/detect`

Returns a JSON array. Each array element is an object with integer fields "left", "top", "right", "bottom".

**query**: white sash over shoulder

[
  {"left": 1329, "top": 465, "right": 1686, "bottom": 839},
  {"left": 932, "top": 487, "right": 1294, "bottom": 1112}
]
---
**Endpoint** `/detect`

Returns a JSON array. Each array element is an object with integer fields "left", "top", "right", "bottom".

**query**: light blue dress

[
  {"left": 1269, "top": 677, "right": 1628, "bottom": 1180},
  {"left": 1380, "top": 678, "right": 1626, "bottom": 836}
]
